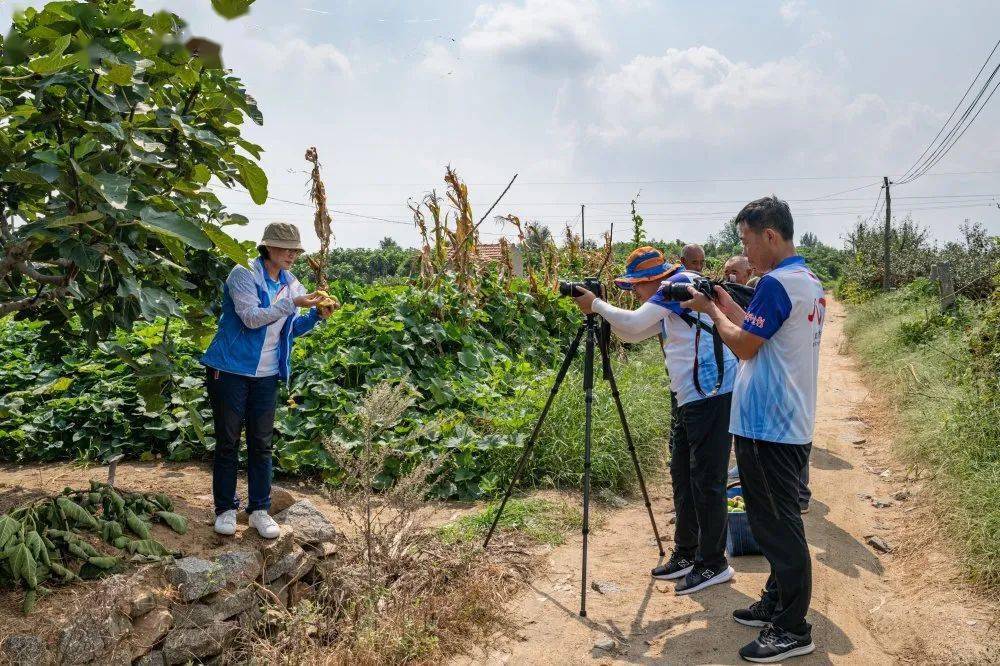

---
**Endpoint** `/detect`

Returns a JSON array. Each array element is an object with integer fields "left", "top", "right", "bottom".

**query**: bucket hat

[
  {"left": 614, "top": 246, "right": 677, "bottom": 290},
  {"left": 259, "top": 222, "right": 304, "bottom": 251}
]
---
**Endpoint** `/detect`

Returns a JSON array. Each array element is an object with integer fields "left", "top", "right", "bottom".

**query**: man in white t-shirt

[
  {"left": 573, "top": 246, "right": 738, "bottom": 596},
  {"left": 683, "top": 196, "right": 825, "bottom": 663}
]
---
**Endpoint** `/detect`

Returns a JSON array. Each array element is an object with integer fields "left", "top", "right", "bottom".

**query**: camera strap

[{"left": 678, "top": 312, "right": 725, "bottom": 398}]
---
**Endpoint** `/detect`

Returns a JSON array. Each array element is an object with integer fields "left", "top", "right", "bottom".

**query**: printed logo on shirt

[
  {"left": 807, "top": 297, "right": 827, "bottom": 325},
  {"left": 744, "top": 312, "right": 766, "bottom": 329}
]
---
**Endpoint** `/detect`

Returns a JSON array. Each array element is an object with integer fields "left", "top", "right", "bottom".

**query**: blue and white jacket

[{"left": 201, "top": 258, "right": 321, "bottom": 382}]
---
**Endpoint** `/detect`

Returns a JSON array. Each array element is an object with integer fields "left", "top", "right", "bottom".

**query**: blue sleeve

[
  {"left": 742, "top": 274, "right": 791, "bottom": 339},
  {"left": 292, "top": 308, "right": 321, "bottom": 338},
  {"left": 649, "top": 273, "right": 689, "bottom": 316}
]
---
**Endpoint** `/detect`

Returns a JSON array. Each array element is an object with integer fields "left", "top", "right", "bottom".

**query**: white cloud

[
  {"left": 779, "top": 0, "right": 807, "bottom": 24},
  {"left": 418, "top": 41, "right": 461, "bottom": 77},
  {"left": 248, "top": 35, "right": 352, "bottom": 78},
  {"left": 570, "top": 45, "right": 951, "bottom": 181},
  {"left": 462, "top": 0, "right": 609, "bottom": 72}
]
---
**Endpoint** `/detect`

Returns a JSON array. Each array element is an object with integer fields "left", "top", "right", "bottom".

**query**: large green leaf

[
  {"left": 74, "top": 162, "right": 130, "bottom": 209},
  {"left": 0, "top": 516, "right": 21, "bottom": 550},
  {"left": 10, "top": 544, "right": 38, "bottom": 589},
  {"left": 44, "top": 211, "right": 105, "bottom": 229},
  {"left": 231, "top": 155, "right": 268, "bottom": 204},
  {"left": 204, "top": 224, "right": 249, "bottom": 266},
  {"left": 211, "top": 0, "right": 255, "bottom": 19},
  {"left": 154, "top": 511, "right": 188, "bottom": 535},
  {"left": 138, "top": 207, "right": 212, "bottom": 250},
  {"left": 27, "top": 34, "right": 73, "bottom": 75},
  {"left": 105, "top": 62, "right": 134, "bottom": 85}
]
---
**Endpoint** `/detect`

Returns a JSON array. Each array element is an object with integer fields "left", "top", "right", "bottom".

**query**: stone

[
  {"left": 866, "top": 535, "right": 893, "bottom": 553},
  {"left": 594, "top": 637, "right": 615, "bottom": 651},
  {"left": 274, "top": 500, "right": 337, "bottom": 544},
  {"left": 589, "top": 580, "right": 621, "bottom": 595},
  {"left": 135, "top": 651, "right": 165, "bottom": 666},
  {"left": 666, "top": 513, "right": 676, "bottom": 525},
  {"left": 58, "top": 620, "right": 109, "bottom": 665},
  {"left": 58, "top": 609, "right": 132, "bottom": 665},
  {"left": 214, "top": 549, "right": 262, "bottom": 584},
  {"left": 172, "top": 603, "right": 218, "bottom": 630},
  {"left": 308, "top": 540, "right": 337, "bottom": 558},
  {"left": 130, "top": 608, "right": 173, "bottom": 659},
  {"left": 168, "top": 557, "right": 227, "bottom": 602},
  {"left": 211, "top": 587, "right": 257, "bottom": 621},
  {"left": 270, "top": 485, "right": 297, "bottom": 514},
  {"left": 128, "top": 589, "right": 164, "bottom": 618},
  {"left": 1, "top": 634, "right": 49, "bottom": 666},
  {"left": 287, "top": 553, "right": 315, "bottom": 583},
  {"left": 893, "top": 489, "right": 911, "bottom": 501},
  {"left": 264, "top": 546, "right": 305, "bottom": 584},
  {"left": 162, "top": 621, "right": 237, "bottom": 665},
  {"left": 871, "top": 497, "right": 893, "bottom": 509}
]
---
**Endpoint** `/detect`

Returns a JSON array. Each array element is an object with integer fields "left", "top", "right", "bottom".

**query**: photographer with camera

[
  {"left": 572, "top": 246, "right": 737, "bottom": 596},
  {"left": 682, "top": 196, "right": 824, "bottom": 663}
]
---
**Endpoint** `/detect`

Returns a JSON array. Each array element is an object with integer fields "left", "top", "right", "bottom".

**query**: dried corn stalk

[
  {"left": 498, "top": 237, "right": 513, "bottom": 289},
  {"left": 424, "top": 190, "right": 448, "bottom": 274},
  {"left": 409, "top": 199, "right": 434, "bottom": 286},
  {"left": 305, "top": 146, "right": 333, "bottom": 289},
  {"left": 445, "top": 166, "right": 478, "bottom": 292}
]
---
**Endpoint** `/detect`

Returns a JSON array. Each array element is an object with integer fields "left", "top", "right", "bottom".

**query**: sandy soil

[{"left": 454, "top": 296, "right": 1000, "bottom": 665}]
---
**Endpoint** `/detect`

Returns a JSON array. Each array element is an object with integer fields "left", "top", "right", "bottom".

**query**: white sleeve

[
  {"left": 227, "top": 267, "right": 296, "bottom": 330},
  {"left": 592, "top": 300, "right": 665, "bottom": 343}
]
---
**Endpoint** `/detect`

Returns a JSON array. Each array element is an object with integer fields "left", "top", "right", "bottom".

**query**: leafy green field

[
  {"left": 844, "top": 281, "right": 1000, "bottom": 593},
  {"left": 0, "top": 275, "right": 670, "bottom": 499}
]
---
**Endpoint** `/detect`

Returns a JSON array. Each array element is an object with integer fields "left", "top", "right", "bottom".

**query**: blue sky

[{"left": 4, "top": 0, "right": 1000, "bottom": 250}]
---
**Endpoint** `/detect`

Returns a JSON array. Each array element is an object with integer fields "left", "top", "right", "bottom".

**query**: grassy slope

[{"left": 844, "top": 287, "right": 1000, "bottom": 593}]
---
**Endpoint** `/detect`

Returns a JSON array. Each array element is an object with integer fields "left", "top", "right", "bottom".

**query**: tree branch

[
  {"left": 14, "top": 261, "right": 68, "bottom": 285},
  {"left": 0, "top": 285, "right": 67, "bottom": 318}
]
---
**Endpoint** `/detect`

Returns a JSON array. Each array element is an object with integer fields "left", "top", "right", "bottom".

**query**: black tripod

[{"left": 483, "top": 311, "right": 665, "bottom": 617}]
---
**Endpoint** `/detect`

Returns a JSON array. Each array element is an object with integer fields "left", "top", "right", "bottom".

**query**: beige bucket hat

[{"left": 259, "top": 222, "right": 304, "bottom": 251}]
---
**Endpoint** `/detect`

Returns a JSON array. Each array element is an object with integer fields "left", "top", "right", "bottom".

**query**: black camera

[
  {"left": 658, "top": 276, "right": 754, "bottom": 309},
  {"left": 559, "top": 277, "right": 605, "bottom": 299}
]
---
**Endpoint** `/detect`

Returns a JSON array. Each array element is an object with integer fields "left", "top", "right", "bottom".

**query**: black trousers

[
  {"left": 670, "top": 391, "right": 732, "bottom": 571},
  {"left": 734, "top": 435, "right": 811, "bottom": 635},
  {"left": 206, "top": 368, "right": 278, "bottom": 516}
]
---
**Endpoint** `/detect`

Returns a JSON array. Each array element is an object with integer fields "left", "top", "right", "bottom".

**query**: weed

[{"left": 440, "top": 497, "right": 583, "bottom": 546}]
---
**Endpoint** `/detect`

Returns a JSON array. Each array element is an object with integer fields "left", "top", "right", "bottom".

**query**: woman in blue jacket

[{"left": 201, "top": 222, "right": 335, "bottom": 539}]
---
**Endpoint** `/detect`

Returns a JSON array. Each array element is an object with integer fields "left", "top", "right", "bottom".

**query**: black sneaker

[
  {"left": 739, "top": 626, "right": 815, "bottom": 663},
  {"left": 675, "top": 564, "right": 735, "bottom": 595},
  {"left": 732, "top": 598, "right": 776, "bottom": 627},
  {"left": 651, "top": 553, "right": 694, "bottom": 580}
]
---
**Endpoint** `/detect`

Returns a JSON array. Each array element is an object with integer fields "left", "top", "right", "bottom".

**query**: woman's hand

[
  {"left": 294, "top": 292, "right": 324, "bottom": 308},
  {"left": 317, "top": 297, "right": 340, "bottom": 319}
]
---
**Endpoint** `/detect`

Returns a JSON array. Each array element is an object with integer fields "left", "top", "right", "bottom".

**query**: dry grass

[{"left": 236, "top": 382, "right": 538, "bottom": 665}]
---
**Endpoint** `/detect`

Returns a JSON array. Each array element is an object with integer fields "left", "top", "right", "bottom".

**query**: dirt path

[{"left": 457, "top": 296, "right": 1000, "bottom": 665}]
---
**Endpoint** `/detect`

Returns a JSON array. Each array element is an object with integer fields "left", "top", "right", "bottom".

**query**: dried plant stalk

[
  {"left": 304, "top": 146, "right": 333, "bottom": 289},
  {"left": 445, "top": 166, "right": 478, "bottom": 292}
]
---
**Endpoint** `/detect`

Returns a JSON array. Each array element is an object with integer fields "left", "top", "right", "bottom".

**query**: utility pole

[
  {"left": 581, "top": 204, "right": 585, "bottom": 248},
  {"left": 882, "top": 176, "right": 891, "bottom": 291}
]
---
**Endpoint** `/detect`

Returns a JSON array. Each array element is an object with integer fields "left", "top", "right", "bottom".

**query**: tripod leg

[
  {"left": 600, "top": 340, "right": 666, "bottom": 556},
  {"left": 580, "top": 316, "right": 596, "bottom": 618},
  {"left": 484, "top": 324, "right": 586, "bottom": 549}
]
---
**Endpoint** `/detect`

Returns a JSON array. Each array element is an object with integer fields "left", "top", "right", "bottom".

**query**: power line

[
  {"left": 263, "top": 169, "right": 1000, "bottom": 188},
  {"left": 897, "top": 38, "right": 1000, "bottom": 185}
]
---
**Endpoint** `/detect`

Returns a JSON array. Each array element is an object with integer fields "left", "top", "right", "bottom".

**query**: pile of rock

[{"left": 0, "top": 500, "right": 338, "bottom": 666}]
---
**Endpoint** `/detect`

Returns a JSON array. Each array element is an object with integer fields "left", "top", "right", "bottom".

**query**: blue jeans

[{"left": 206, "top": 368, "right": 278, "bottom": 515}]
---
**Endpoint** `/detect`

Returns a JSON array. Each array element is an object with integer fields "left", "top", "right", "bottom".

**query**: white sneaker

[
  {"left": 214, "top": 509, "right": 237, "bottom": 536},
  {"left": 249, "top": 510, "right": 280, "bottom": 539}
]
